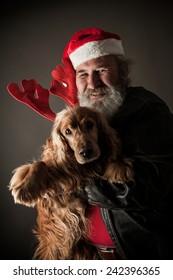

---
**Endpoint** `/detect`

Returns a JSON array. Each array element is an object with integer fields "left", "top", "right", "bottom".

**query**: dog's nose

[{"left": 79, "top": 147, "right": 93, "bottom": 158}]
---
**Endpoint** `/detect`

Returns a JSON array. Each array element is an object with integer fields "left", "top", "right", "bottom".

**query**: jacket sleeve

[
  {"left": 110, "top": 88, "right": 173, "bottom": 213},
  {"left": 84, "top": 179, "right": 142, "bottom": 210},
  {"left": 85, "top": 89, "right": 173, "bottom": 212}
]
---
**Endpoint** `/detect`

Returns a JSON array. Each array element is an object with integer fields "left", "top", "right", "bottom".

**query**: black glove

[{"left": 82, "top": 179, "right": 141, "bottom": 210}]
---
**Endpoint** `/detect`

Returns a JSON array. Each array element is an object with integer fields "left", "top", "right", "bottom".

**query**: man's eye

[
  {"left": 98, "top": 68, "right": 107, "bottom": 74},
  {"left": 65, "top": 128, "right": 72, "bottom": 135},
  {"left": 78, "top": 73, "right": 88, "bottom": 79}
]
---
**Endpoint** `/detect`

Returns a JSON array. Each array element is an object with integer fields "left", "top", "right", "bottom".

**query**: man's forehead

[{"left": 76, "top": 55, "right": 117, "bottom": 71}]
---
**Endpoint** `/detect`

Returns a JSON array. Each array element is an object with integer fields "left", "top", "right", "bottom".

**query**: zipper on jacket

[{"left": 100, "top": 207, "right": 127, "bottom": 260}]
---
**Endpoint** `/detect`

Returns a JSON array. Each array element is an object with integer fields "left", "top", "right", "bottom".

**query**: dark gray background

[{"left": 1, "top": 0, "right": 173, "bottom": 259}]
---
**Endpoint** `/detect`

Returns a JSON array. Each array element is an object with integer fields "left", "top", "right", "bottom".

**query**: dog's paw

[
  {"left": 103, "top": 159, "right": 135, "bottom": 183},
  {"left": 9, "top": 161, "right": 49, "bottom": 207}
]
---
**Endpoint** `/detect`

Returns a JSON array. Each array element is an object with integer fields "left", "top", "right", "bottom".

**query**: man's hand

[{"left": 84, "top": 180, "right": 131, "bottom": 209}]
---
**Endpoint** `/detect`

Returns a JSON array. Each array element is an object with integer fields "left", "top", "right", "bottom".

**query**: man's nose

[{"left": 87, "top": 73, "right": 101, "bottom": 89}]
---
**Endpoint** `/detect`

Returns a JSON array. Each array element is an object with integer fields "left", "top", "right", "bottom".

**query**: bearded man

[
  {"left": 57, "top": 28, "right": 173, "bottom": 260},
  {"left": 8, "top": 28, "right": 173, "bottom": 260}
]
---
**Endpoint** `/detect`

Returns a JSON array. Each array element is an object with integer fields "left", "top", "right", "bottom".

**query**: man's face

[{"left": 75, "top": 55, "right": 124, "bottom": 118}]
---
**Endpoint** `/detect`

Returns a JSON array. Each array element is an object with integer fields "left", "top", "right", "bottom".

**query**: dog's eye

[
  {"left": 86, "top": 120, "right": 94, "bottom": 130},
  {"left": 65, "top": 128, "right": 72, "bottom": 135}
]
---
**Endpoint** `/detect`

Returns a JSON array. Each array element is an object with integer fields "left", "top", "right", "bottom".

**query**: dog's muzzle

[
  {"left": 76, "top": 143, "right": 100, "bottom": 164},
  {"left": 79, "top": 146, "right": 93, "bottom": 158}
]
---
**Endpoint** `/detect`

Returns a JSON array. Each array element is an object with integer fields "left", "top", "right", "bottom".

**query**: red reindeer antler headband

[
  {"left": 7, "top": 28, "right": 124, "bottom": 122},
  {"left": 7, "top": 59, "right": 78, "bottom": 122}
]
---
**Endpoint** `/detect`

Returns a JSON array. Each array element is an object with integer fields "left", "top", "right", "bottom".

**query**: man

[
  {"left": 53, "top": 27, "right": 173, "bottom": 260},
  {"left": 8, "top": 28, "right": 173, "bottom": 260}
]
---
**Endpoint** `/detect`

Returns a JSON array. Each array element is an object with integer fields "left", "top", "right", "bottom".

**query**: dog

[{"left": 8, "top": 105, "right": 134, "bottom": 260}]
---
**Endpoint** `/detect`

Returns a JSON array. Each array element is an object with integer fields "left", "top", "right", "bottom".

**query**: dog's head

[{"left": 49, "top": 105, "right": 121, "bottom": 165}]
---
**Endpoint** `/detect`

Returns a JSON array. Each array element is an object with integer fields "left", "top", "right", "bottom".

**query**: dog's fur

[{"left": 9, "top": 105, "right": 134, "bottom": 260}]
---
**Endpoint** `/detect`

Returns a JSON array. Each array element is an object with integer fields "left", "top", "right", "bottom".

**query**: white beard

[{"left": 78, "top": 87, "right": 125, "bottom": 119}]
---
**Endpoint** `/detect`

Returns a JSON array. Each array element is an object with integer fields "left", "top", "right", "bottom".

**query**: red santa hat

[{"left": 62, "top": 27, "right": 125, "bottom": 69}]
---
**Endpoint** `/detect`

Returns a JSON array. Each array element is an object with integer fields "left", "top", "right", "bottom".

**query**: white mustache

[
  {"left": 85, "top": 87, "right": 109, "bottom": 96},
  {"left": 78, "top": 86, "right": 125, "bottom": 119}
]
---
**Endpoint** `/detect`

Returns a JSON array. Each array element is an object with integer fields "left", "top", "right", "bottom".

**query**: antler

[
  {"left": 7, "top": 79, "right": 56, "bottom": 122},
  {"left": 7, "top": 60, "right": 78, "bottom": 121},
  {"left": 50, "top": 59, "right": 79, "bottom": 106}
]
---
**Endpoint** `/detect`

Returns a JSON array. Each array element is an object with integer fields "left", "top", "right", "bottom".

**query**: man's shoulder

[
  {"left": 122, "top": 86, "right": 172, "bottom": 116},
  {"left": 111, "top": 86, "right": 172, "bottom": 127},
  {"left": 126, "top": 86, "right": 165, "bottom": 105}
]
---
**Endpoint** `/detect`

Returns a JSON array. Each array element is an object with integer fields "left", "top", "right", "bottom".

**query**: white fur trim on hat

[{"left": 69, "top": 38, "right": 124, "bottom": 69}]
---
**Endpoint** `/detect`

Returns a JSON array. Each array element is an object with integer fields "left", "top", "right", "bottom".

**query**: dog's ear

[
  {"left": 41, "top": 132, "right": 69, "bottom": 164},
  {"left": 59, "top": 131, "right": 67, "bottom": 143},
  {"left": 50, "top": 116, "right": 74, "bottom": 162},
  {"left": 96, "top": 112, "right": 121, "bottom": 160},
  {"left": 41, "top": 136, "right": 58, "bottom": 162},
  {"left": 56, "top": 130, "right": 73, "bottom": 156}
]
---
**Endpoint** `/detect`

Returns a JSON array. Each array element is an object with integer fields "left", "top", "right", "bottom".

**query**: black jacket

[{"left": 100, "top": 86, "right": 173, "bottom": 259}]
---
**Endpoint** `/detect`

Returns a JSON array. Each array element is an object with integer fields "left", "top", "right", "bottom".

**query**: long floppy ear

[
  {"left": 44, "top": 110, "right": 74, "bottom": 163},
  {"left": 40, "top": 136, "right": 58, "bottom": 163},
  {"left": 40, "top": 110, "right": 67, "bottom": 163},
  {"left": 96, "top": 112, "right": 122, "bottom": 160}
]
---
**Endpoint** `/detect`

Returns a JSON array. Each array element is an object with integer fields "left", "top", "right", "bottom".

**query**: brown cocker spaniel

[{"left": 8, "top": 105, "right": 134, "bottom": 260}]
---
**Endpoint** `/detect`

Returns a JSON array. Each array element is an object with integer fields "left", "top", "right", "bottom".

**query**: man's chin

[
  {"left": 78, "top": 87, "right": 124, "bottom": 118},
  {"left": 80, "top": 98, "right": 103, "bottom": 110},
  {"left": 79, "top": 98, "right": 113, "bottom": 118}
]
